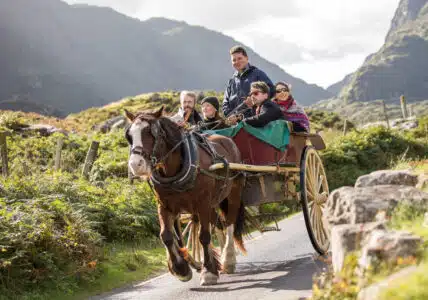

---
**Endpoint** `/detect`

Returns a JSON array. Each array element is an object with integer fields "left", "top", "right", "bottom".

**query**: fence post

[
  {"left": 400, "top": 95, "right": 408, "bottom": 119},
  {"left": 343, "top": 119, "right": 348, "bottom": 136},
  {"left": 381, "top": 100, "right": 390, "bottom": 129},
  {"left": 0, "top": 132, "right": 9, "bottom": 177},
  {"left": 54, "top": 136, "right": 64, "bottom": 171},
  {"left": 82, "top": 141, "right": 99, "bottom": 179},
  {"left": 425, "top": 124, "right": 428, "bottom": 144}
]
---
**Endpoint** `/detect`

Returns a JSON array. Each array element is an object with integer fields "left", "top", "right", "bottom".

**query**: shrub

[{"left": 321, "top": 126, "right": 428, "bottom": 189}]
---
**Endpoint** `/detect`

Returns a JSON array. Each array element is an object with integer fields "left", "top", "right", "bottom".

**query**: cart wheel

[
  {"left": 178, "top": 214, "right": 226, "bottom": 270},
  {"left": 300, "top": 146, "right": 330, "bottom": 255}
]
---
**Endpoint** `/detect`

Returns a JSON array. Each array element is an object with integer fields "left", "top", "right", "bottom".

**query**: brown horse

[{"left": 125, "top": 107, "right": 246, "bottom": 285}]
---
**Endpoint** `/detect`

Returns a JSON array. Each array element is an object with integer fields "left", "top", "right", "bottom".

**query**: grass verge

[{"left": 1, "top": 241, "right": 166, "bottom": 300}]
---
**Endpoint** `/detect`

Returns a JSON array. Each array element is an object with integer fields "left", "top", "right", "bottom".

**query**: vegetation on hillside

[
  {"left": 1, "top": 93, "right": 427, "bottom": 298},
  {"left": 312, "top": 99, "right": 428, "bottom": 125}
]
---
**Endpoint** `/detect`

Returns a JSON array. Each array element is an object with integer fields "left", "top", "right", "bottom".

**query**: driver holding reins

[{"left": 227, "top": 81, "right": 283, "bottom": 128}]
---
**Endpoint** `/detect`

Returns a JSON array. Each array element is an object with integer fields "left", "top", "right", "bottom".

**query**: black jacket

[
  {"left": 236, "top": 100, "right": 284, "bottom": 128},
  {"left": 199, "top": 115, "right": 229, "bottom": 131},
  {"left": 223, "top": 65, "right": 275, "bottom": 118}
]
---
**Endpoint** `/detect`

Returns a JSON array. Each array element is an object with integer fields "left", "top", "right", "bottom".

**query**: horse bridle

[{"left": 127, "top": 119, "right": 184, "bottom": 167}]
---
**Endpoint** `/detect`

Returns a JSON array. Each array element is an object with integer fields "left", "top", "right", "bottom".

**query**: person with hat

[
  {"left": 273, "top": 82, "right": 310, "bottom": 132},
  {"left": 199, "top": 96, "right": 229, "bottom": 131}
]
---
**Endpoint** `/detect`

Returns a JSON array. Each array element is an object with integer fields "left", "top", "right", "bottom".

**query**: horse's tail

[{"left": 233, "top": 199, "right": 247, "bottom": 255}]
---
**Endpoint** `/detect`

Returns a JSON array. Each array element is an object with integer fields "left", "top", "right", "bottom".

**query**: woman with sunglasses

[{"left": 273, "top": 82, "right": 310, "bottom": 132}]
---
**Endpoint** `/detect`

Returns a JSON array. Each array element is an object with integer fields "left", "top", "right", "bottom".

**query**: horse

[{"left": 124, "top": 106, "right": 247, "bottom": 286}]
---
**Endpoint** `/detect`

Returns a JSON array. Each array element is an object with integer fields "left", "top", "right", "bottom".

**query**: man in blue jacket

[{"left": 223, "top": 45, "right": 275, "bottom": 118}]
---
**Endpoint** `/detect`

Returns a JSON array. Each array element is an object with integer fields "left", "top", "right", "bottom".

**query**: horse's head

[{"left": 125, "top": 106, "right": 182, "bottom": 177}]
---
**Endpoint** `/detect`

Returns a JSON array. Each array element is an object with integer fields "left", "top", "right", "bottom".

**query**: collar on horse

[
  {"left": 131, "top": 119, "right": 230, "bottom": 193},
  {"left": 150, "top": 130, "right": 200, "bottom": 192}
]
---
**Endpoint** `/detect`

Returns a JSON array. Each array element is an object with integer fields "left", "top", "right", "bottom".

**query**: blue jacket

[{"left": 223, "top": 65, "right": 275, "bottom": 117}]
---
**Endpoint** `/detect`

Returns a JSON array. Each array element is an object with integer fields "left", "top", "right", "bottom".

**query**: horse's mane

[{"left": 158, "top": 116, "right": 183, "bottom": 147}]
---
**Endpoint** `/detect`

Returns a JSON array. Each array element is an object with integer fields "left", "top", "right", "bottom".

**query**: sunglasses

[
  {"left": 249, "top": 90, "right": 263, "bottom": 96},
  {"left": 275, "top": 88, "right": 289, "bottom": 93}
]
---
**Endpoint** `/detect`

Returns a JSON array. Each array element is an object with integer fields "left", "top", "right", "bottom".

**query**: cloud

[
  {"left": 64, "top": 0, "right": 401, "bottom": 87},
  {"left": 65, "top": 0, "right": 301, "bottom": 30}
]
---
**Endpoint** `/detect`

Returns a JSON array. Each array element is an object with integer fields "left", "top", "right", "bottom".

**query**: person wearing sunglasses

[
  {"left": 273, "top": 82, "right": 310, "bottom": 132},
  {"left": 223, "top": 45, "right": 275, "bottom": 119},
  {"left": 227, "top": 81, "right": 283, "bottom": 128}
]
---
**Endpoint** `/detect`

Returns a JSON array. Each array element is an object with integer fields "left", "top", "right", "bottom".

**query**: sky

[{"left": 65, "top": 0, "right": 401, "bottom": 88}]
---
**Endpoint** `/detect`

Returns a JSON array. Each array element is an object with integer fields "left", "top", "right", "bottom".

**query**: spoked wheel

[
  {"left": 300, "top": 146, "right": 330, "bottom": 255},
  {"left": 178, "top": 214, "right": 226, "bottom": 270}
]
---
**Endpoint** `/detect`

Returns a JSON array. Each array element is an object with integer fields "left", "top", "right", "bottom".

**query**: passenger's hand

[{"left": 227, "top": 115, "right": 238, "bottom": 125}]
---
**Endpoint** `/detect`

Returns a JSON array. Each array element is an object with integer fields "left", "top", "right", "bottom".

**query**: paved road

[{"left": 92, "top": 213, "right": 326, "bottom": 300}]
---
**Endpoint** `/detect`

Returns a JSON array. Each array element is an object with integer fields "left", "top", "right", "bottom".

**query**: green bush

[
  {"left": 90, "top": 130, "right": 129, "bottom": 181},
  {"left": 307, "top": 109, "right": 355, "bottom": 132},
  {"left": 0, "top": 171, "right": 159, "bottom": 295},
  {"left": 0, "top": 195, "right": 101, "bottom": 292},
  {"left": 321, "top": 126, "right": 428, "bottom": 189}
]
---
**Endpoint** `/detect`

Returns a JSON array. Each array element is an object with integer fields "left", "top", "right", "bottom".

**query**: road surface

[{"left": 91, "top": 213, "right": 326, "bottom": 300}]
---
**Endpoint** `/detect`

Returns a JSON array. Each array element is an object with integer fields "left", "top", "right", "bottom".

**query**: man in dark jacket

[
  {"left": 223, "top": 45, "right": 275, "bottom": 118},
  {"left": 229, "top": 81, "right": 283, "bottom": 128}
]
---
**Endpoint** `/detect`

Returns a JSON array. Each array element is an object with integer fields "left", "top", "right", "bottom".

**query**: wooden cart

[{"left": 179, "top": 123, "right": 330, "bottom": 266}]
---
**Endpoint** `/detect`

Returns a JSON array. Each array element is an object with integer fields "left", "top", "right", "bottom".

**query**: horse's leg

[
  {"left": 221, "top": 179, "right": 247, "bottom": 274},
  {"left": 221, "top": 223, "right": 236, "bottom": 274},
  {"left": 199, "top": 211, "right": 221, "bottom": 286},
  {"left": 158, "top": 204, "right": 192, "bottom": 282}
]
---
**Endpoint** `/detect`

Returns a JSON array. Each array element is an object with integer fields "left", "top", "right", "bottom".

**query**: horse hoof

[
  {"left": 200, "top": 270, "right": 218, "bottom": 286},
  {"left": 221, "top": 254, "right": 236, "bottom": 274},
  {"left": 177, "top": 270, "right": 193, "bottom": 282},
  {"left": 222, "top": 264, "right": 236, "bottom": 274}
]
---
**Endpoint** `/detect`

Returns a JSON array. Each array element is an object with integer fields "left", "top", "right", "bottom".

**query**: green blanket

[{"left": 204, "top": 120, "right": 290, "bottom": 151}]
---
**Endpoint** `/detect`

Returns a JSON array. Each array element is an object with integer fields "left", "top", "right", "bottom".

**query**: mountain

[
  {"left": 326, "top": 73, "right": 353, "bottom": 95},
  {"left": 334, "top": 0, "right": 428, "bottom": 104},
  {"left": 0, "top": 0, "right": 331, "bottom": 116}
]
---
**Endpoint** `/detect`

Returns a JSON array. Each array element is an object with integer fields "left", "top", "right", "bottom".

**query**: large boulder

[
  {"left": 94, "top": 116, "right": 127, "bottom": 133},
  {"left": 22, "top": 124, "right": 68, "bottom": 136},
  {"left": 326, "top": 185, "right": 428, "bottom": 226},
  {"left": 331, "top": 221, "right": 386, "bottom": 273},
  {"left": 358, "top": 230, "right": 421, "bottom": 270},
  {"left": 355, "top": 170, "right": 418, "bottom": 188}
]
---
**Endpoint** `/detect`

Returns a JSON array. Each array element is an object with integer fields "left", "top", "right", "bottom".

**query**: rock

[
  {"left": 331, "top": 222, "right": 386, "bottom": 273},
  {"left": 22, "top": 124, "right": 68, "bottom": 136},
  {"left": 417, "top": 174, "right": 428, "bottom": 191},
  {"left": 358, "top": 230, "right": 421, "bottom": 270},
  {"left": 355, "top": 170, "right": 418, "bottom": 188},
  {"left": 326, "top": 185, "right": 428, "bottom": 226},
  {"left": 111, "top": 119, "right": 127, "bottom": 130},
  {"left": 95, "top": 116, "right": 126, "bottom": 133},
  {"left": 398, "top": 120, "right": 418, "bottom": 130},
  {"left": 357, "top": 266, "right": 418, "bottom": 300}
]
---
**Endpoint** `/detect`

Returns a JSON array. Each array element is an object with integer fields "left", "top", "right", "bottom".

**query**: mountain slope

[
  {"left": 336, "top": 0, "right": 428, "bottom": 103},
  {"left": 0, "top": 0, "right": 331, "bottom": 115}
]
